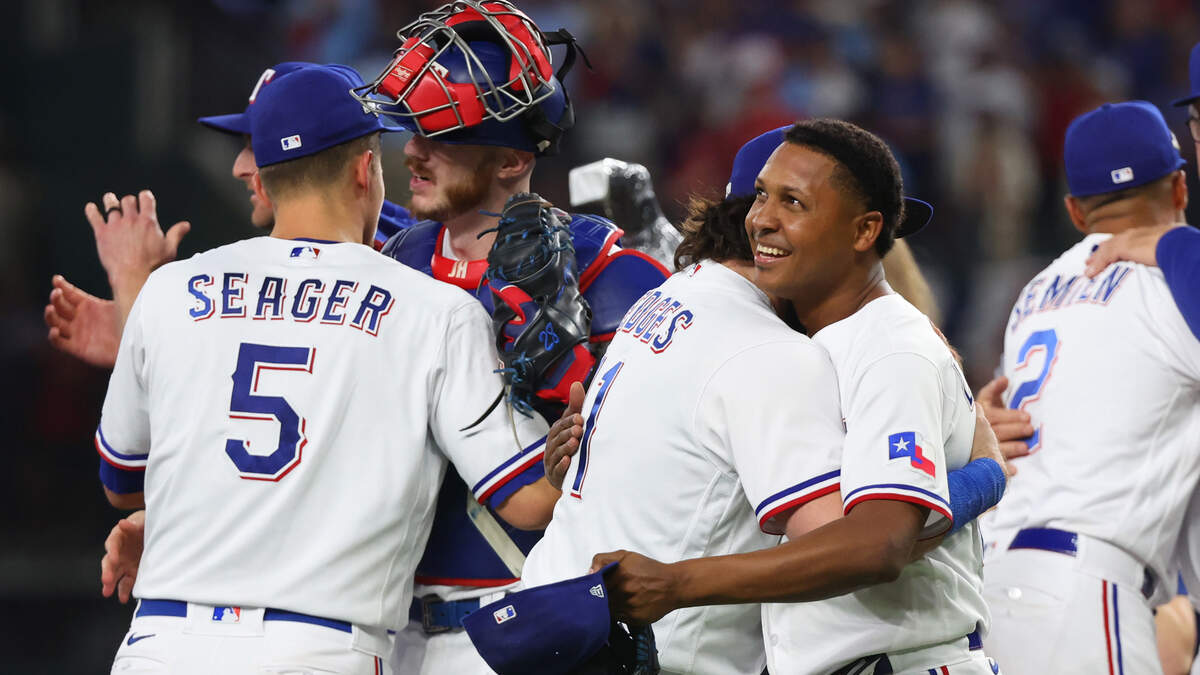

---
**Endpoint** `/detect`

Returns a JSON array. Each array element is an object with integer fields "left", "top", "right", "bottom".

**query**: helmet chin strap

[{"left": 523, "top": 29, "right": 589, "bottom": 156}]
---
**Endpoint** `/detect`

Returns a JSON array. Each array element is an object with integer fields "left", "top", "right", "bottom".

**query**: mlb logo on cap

[
  {"left": 1110, "top": 167, "right": 1134, "bottom": 184},
  {"left": 281, "top": 134, "right": 302, "bottom": 151},
  {"left": 492, "top": 605, "right": 516, "bottom": 624}
]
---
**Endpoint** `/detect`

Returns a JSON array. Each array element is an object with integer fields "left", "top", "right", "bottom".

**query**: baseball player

[
  {"left": 346, "top": 3, "right": 670, "bottom": 672},
  {"left": 43, "top": 61, "right": 416, "bottom": 370},
  {"left": 979, "top": 101, "right": 1200, "bottom": 674},
  {"left": 100, "top": 65, "right": 551, "bottom": 674},
  {"left": 1080, "top": 41, "right": 1200, "bottom": 340},
  {"left": 528, "top": 120, "right": 1008, "bottom": 675}
]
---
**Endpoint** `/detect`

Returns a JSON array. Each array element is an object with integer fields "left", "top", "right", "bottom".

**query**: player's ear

[
  {"left": 1172, "top": 170, "right": 1188, "bottom": 212},
  {"left": 1063, "top": 195, "right": 1088, "bottom": 234},
  {"left": 352, "top": 149, "right": 375, "bottom": 194},
  {"left": 851, "top": 211, "right": 884, "bottom": 253},
  {"left": 251, "top": 172, "right": 274, "bottom": 211},
  {"left": 496, "top": 148, "right": 535, "bottom": 182}
]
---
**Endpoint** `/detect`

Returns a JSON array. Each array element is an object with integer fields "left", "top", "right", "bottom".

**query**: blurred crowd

[{"left": 2, "top": 0, "right": 1198, "bottom": 670}]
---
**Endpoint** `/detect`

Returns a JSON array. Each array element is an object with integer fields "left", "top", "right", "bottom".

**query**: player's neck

[
  {"left": 1085, "top": 201, "right": 1184, "bottom": 236},
  {"left": 441, "top": 178, "right": 533, "bottom": 260},
  {"left": 270, "top": 193, "right": 372, "bottom": 245},
  {"left": 794, "top": 261, "right": 891, "bottom": 335}
]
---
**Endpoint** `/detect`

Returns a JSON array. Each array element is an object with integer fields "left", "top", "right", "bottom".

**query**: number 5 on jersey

[
  {"left": 569, "top": 359, "right": 624, "bottom": 500},
  {"left": 227, "top": 342, "right": 315, "bottom": 481}
]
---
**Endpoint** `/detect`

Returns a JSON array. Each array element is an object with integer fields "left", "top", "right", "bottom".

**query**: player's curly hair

[
  {"left": 672, "top": 194, "right": 755, "bottom": 271},
  {"left": 784, "top": 119, "right": 904, "bottom": 257}
]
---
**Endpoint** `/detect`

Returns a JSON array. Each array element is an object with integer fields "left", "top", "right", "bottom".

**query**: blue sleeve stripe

[
  {"left": 99, "top": 458, "right": 145, "bottom": 494},
  {"left": 1157, "top": 226, "right": 1200, "bottom": 341},
  {"left": 486, "top": 457, "right": 546, "bottom": 507},
  {"left": 754, "top": 470, "right": 841, "bottom": 517},
  {"left": 95, "top": 425, "right": 148, "bottom": 467},
  {"left": 842, "top": 482, "right": 950, "bottom": 510},
  {"left": 471, "top": 437, "right": 548, "bottom": 498}
]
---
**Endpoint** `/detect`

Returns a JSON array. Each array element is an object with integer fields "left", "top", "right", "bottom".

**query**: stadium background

[{"left": 1, "top": 0, "right": 1197, "bottom": 671}]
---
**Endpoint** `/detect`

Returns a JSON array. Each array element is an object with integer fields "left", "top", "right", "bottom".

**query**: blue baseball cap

[
  {"left": 728, "top": 125, "right": 934, "bottom": 237},
  {"left": 1064, "top": 101, "right": 1186, "bottom": 198},
  {"left": 250, "top": 65, "right": 398, "bottom": 168},
  {"left": 1172, "top": 42, "right": 1200, "bottom": 107},
  {"left": 464, "top": 563, "right": 617, "bottom": 675},
  {"left": 198, "top": 62, "right": 316, "bottom": 135}
]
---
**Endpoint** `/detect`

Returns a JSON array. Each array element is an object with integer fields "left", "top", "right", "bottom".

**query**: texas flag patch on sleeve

[{"left": 887, "top": 431, "right": 936, "bottom": 477}]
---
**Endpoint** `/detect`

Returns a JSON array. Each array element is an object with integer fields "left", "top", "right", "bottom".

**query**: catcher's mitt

[{"left": 485, "top": 192, "right": 595, "bottom": 415}]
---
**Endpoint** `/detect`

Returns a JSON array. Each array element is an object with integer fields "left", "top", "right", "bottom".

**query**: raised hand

[
  {"left": 44, "top": 275, "right": 121, "bottom": 368},
  {"left": 544, "top": 381, "right": 585, "bottom": 489}
]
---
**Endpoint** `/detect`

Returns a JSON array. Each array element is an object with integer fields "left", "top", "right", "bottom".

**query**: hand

[
  {"left": 544, "top": 381, "right": 585, "bottom": 490},
  {"left": 970, "top": 401, "right": 1013, "bottom": 479},
  {"left": 1084, "top": 223, "right": 1179, "bottom": 278},
  {"left": 85, "top": 190, "right": 190, "bottom": 295},
  {"left": 44, "top": 275, "right": 121, "bottom": 368},
  {"left": 101, "top": 509, "right": 146, "bottom": 604},
  {"left": 977, "top": 376, "right": 1034, "bottom": 466},
  {"left": 589, "top": 550, "right": 681, "bottom": 625}
]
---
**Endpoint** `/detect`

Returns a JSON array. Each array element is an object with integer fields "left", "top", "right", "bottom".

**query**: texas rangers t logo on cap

[{"left": 281, "top": 134, "right": 302, "bottom": 151}]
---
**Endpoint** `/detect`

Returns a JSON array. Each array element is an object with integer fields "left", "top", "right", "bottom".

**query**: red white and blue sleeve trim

[
  {"left": 95, "top": 425, "right": 147, "bottom": 493},
  {"left": 842, "top": 483, "right": 953, "bottom": 525},
  {"left": 471, "top": 437, "right": 547, "bottom": 506},
  {"left": 755, "top": 470, "right": 840, "bottom": 535}
]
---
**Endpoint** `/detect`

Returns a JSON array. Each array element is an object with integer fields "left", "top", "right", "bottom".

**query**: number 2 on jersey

[
  {"left": 569, "top": 359, "right": 624, "bottom": 500},
  {"left": 226, "top": 342, "right": 315, "bottom": 481},
  {"left": 1008, "top": 329, "right": 1060, "bottom": 453}
]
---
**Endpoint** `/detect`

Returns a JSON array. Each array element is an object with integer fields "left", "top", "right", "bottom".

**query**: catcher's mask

[{"left": 352, "top": 0, "right": 584, "bottom": 155}]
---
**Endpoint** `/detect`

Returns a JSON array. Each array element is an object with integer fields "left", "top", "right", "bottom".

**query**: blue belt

[
  {"left": 136, "top": 599, "right": 352, "bottom": 634},
  {"left": 409, "top": 595, "right": 483, "bottom": 634},
  {"left": 1009, "top": 527, "right": 1156, "bottom": 600}
]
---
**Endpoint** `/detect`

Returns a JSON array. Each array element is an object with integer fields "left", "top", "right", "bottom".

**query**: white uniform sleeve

[
  {"left": 429, "top": 301, "right": 549, "bottom": 507},
  {"left": 840, "top": 351, "right": 952, "bottom": 538},
  {"left": 1147, "top": 275, "right": 1200, "bottom": 383},
  {"left": 96, "top": 290, "right": 152, "bottom": 493},
  {"left": 697, "top": 341, "right": 845, "bottom": 535}
]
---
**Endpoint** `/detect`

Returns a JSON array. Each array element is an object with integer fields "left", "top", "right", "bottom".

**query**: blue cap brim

[
  {"left": 1172, "top": 94, "right": 1200, "bottom": 108},
  {"left": 198, "top": 113, "right": 251, "bottom": 136},
  {"left": 897, "top": 197, "right": 933, "bottom": 237}
]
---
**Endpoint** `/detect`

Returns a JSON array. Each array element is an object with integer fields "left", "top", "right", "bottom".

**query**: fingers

[
  {"left": 119, "top": 194, "right": 138, "bottom": 222},
  {"left": 590, "top": 550, "right": 626, "bottom": 574},
  {"left": 976, "top": 376, "right": 1008, "bottom": 409},
  {"left": 991, "top": 420, "right": 1035, "bottom": 443},
  {"left": 138, "top": 190, "right": 157, "bottom": 223},
  {"left": 984, "top": 405, "right": 1029, "bottom": 426},
  {"left": 164, "top": 221, "right": 191, "bottom": 254},
  {"left": 102, "top": 192, "right": 120, "bottom": 213},
  {"left": 1084, "top": 248, "right": 1114, "bottom": 279},
  {"left": 118, "top": 575, "right": 135, "bottom": 604},
  {"left": 1000, "top": 441, "right": 1032, "bottom": 461},
  {"left": 568, "top": 381, "right": 586, "bottom": 414},
  {"left": 84, "top": 202, "right": 106, "bottom": 233}
]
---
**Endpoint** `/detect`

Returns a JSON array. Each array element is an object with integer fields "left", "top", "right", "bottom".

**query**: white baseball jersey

[
  {"left": 96, "top": 236, "right": 547, "bottom": 631},
  {"left": 983, "top": 233, "right": 1200, "bottom": 601},
  {"left": 765, "top": 293, "right": 988, "bottom": 674},
  {"left": 522, "top": 261, "right": 845, "bottom": 675}
]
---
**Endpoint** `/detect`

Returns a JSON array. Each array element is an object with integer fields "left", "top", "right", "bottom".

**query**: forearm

[
  {"left": 110, "top": 271, "right": 151, "bottom": 330},
  {"left": 671, "top": 501, "right": 920, "bottom": 606},
  {"left": 1157, "top": 226, "right": 1200, "bottom": 340}
]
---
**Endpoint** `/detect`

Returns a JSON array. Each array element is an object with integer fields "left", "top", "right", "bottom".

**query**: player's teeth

[{"left": 757, "top": 245, "right": 788, "bottom": 257}]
